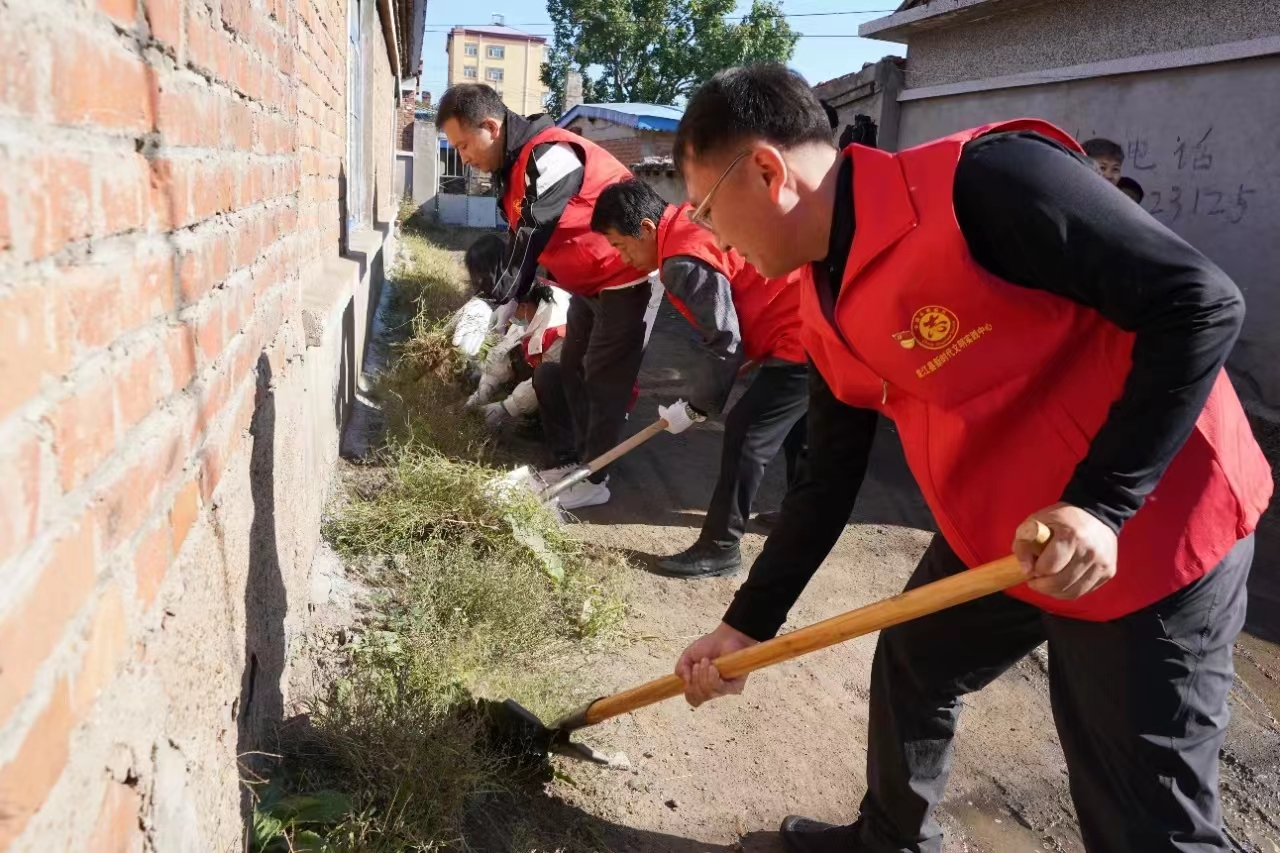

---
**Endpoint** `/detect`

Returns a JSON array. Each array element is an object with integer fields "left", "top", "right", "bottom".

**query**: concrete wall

[
  {"left": 898, "top": 0, "right": 1280, "bottom": 88},
  {"left": 897, "top": 54, "right": 1280, "bottom": 413},
  {"left": 563, "top": 117, "right": 676, "bottom": 166},
  {"left": 813, "top": 59, "right": 906, "bottom": 151},
  {"left": 0, "top": 0, "right": 403, "bottom": 848},
  {"left": 634, "top": 167, "right": 686, "bottom": 206}
]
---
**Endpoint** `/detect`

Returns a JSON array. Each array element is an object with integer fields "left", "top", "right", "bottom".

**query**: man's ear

[
  {"left": 481, "top": 116, "right": 503, "bottom": 138},
  {"left": 751, "top": 145, "right": 789, "bottom": 205},
  {"left": 639, "top": 218, "right": 659, "bottom": 238}
]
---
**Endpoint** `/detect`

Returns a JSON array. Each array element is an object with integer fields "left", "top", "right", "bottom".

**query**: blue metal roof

[{"left": 556, "top": 103, "right": 684, "bottom": 133}]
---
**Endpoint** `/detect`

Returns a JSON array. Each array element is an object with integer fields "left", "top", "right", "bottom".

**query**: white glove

[
  {"left": 452, "top": 298, "right": 493, "bottom": 357},
  {"left": 466, "top": 372, "right": 503, "bottom": 408},
  {"left": 482, "top": 401, "right": 507, "bottom": 429},
  {"left": 503, "top": 379, "right": 538, "bottom": 417},
  {"left": 658, "top": 399, "right": 696, "bottom": 434}
]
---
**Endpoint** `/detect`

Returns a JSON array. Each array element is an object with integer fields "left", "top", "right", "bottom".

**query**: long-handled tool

[
  {"left": 488, "top": 520, "right": 1051, "bottom": 764},
  {"left": 492, "top": 403, "right": 704, "bottom": 506}
]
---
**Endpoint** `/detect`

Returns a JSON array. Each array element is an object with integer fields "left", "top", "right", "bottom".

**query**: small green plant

[{"left": 251, "top": 789, "right": 353, "bottom": 853}]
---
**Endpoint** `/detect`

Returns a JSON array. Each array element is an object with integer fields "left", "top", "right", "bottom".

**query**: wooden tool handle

[
  {"left": 586, "top": 418, "right": 669, "bottom": 473},
  {"left": 583, "top": 519, "right": 1051, "bottom": 726}
]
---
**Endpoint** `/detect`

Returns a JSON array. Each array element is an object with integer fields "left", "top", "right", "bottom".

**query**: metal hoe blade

[{"left": 485, "top": 698, "right": 611, "bottom": 765}]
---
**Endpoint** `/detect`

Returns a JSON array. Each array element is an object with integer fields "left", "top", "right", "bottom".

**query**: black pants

[
  {"left": 533, "top": 359, "right": 577, "bottom": 466},
  {"left": 702, "top": 362, "right": 809, "bottom": 549},
  {"left": 855, "top": 533, "right": 1254, "bottom": 853},
  {"left": 556, "top": 284, "right": 653, "bottom": 482}
]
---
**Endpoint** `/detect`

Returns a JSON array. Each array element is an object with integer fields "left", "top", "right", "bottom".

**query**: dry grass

[{"left": 252, "top": 221, "right": 629, "bottom": 852}]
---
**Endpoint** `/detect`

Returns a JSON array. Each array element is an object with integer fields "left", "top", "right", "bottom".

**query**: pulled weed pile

[
  {"left": 251, "top": 220, "right": 628, "bottom": 852},
  {"left": 377, "top": 227, "right": 494, "bottom": 460}
]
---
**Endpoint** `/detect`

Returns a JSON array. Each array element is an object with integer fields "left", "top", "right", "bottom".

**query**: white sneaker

[
  {"left": 536, "top": 463, "right": 580, "bottom": 486},
  {"left": 555, "top": 477, "right": 611, "bottom": 510}
]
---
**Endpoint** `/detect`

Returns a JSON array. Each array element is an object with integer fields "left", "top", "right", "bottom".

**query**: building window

[
  {"left": 464, "top": 43, "right": 478, "bottom": 56},
  {"left": 463, "top": 66, "right": 477, "bottom": 79},
  {"left": 345, "top": 0, "right": 367, "bottom": 238},
  {"left": 486, "top": 67, "right": 504, "bottom": 82},
  {"left": 487, "top": 45, "right": 505, "bottom": 59}
]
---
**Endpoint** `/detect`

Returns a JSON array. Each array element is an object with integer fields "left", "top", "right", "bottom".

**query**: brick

[
  {"left": 217, "top": 162, "right": 236, "bottom": 213},
  {"left": 145, "top": 157, "right": 182, "bottom": 231},
  {"left": 191, "top": 161, "right": 220, "bottom": 224},
  {"left": 0, "top": 426, "right": 42, "bottom": 566},
  {"left": 157, "top": 82, "right": 208, "bottom": 147},
  {"left": 0, "top": 180, "right": 10, "bottom": 252},
  {"left": 0, "top": 284, "right": 68, "bottom": 421},
  {"left": 99, "top": 0, "right": 137, "bottom": 26},
  {"left": 99, "top": 151, "right": 150, "bottom": 237},
  {"left": 144, "top": 0, "right": 183, "bottom": 52},
  {"left": 65, "top": 252, "right": 175, "bottom": 356},
  {"left": 0, "top": 523, "right": 96, "bottom": 726},
  {"left": 48, "top": 371, "right": 117, "bottom": 492},
  {"left": 0, "top": 680, "right": 74, "bottom": 847},
  {"left": 164, "top": 324, "right": 197, "bottom": 393},
  {"left": 196, "top": 371, "right": 229, "bottom": 434},
  {"left": 93, "top": 433, "right": 175, "bottom": 550},
  {"left": 23, "top": 151, "right": 94, "bottom": 260},
  {"left": 73, "top": 584, "right": 128, "bottom": 713},
  {"left": 170, "top": 478, "right": 199, "bottom": 555},
  {"left": 54, "top": 32, "right": 155, "bottom": 133},
  {"left": 0, "top": 24, "right": 39, "bottom": 118},
  {"left": 195, "top": 300, "right": 225, "bottom": 364},
  {"left": 133, "top": 522, "right": 170, "bottom": 610},
  {"left": 87, "top": 779, "right": 144, "bottom": 853},
  {"left": 115, "top": 350, "right": 158, "bottom": 434}
]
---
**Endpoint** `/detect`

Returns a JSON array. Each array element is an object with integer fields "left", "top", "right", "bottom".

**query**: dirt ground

[{"left": 486, "top": 298, "right": 1280, "bottom": 853}]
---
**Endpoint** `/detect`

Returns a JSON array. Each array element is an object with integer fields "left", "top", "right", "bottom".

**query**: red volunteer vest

[
  {"left": 501, "top": 127, "right": 649, "bottom": 296},
  {"left": 801, "top": 119, "right": 1272, "bottom": 620},
  {"left": 656, "top": 205, "right": 806, "bottom": 364}
]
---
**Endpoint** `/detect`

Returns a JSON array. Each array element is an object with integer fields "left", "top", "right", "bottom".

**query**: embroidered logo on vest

[{"left": 909, "top": 305, "right": 959, "bottom": 350}]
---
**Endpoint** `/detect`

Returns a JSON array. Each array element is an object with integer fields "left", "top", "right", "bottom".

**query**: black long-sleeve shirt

[
  {"left": 660, "top": 255, "right": 745, "bottom": 415},
  {"left": 723, "top": 131, "right": 1245, "bottom": 641},
  {"left": 491, "top": 111, "right": 586, "bottom": 304}
]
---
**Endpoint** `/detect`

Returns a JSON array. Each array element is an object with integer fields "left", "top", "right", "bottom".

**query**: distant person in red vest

[
  {"left": 670, "top": 64, "right": 1271, "bottom": 853},
  {"left": 437, "top": 84, "right": 656, "bottom": 510},
  {"left": 591, "top": 178, "right": 808, "bottom": 578}
]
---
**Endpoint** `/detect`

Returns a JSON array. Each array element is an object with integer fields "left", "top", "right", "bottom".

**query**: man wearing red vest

[
  {"left": 670, "top": 65, "right": 1272, "bottom": 852},
  {"left": 437, "top": 84, "right": 655, "bottom": 509},
  {"left": 590, "top": 178, "right": 809, "bottom": 577}
]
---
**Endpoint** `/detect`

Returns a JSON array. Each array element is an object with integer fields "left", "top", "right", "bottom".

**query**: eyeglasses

[{"left": 686, "top": 150, "right": 751, "bottom": 231}]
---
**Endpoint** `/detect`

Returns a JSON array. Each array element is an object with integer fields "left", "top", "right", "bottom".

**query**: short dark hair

[
  {"left": 590, "top": 179, "right": 671, "bottom": 237},
  {"left": 464, "top": 233, "right": 506, "bottom": 299},
  {"left": 1117, "top": 176, "right": 1145, "bottom": 202},
  {"left": 819, "top": 99, "right": 839, "bottom": 132},
  {"left": 674, "top": 63, "right": 834, "bottom": 174},
  {"left": 437, "top": 83, "right": 506, "bottom": 128},
  {"left": 1082, "top": 137, "right": 1124, "bottom": 162}
]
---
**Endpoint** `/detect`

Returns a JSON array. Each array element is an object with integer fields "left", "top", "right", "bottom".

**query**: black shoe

[
  {"left": 779, "top": 815, "right": 860, "bottom": 853},
  {"left": 755, "top": 509, "right": 784, "bottom": 527},
  {"left": 654, "top": 542, "right": 742, "bottom": 578}
]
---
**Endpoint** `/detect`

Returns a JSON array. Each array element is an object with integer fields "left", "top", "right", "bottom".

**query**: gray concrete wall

[
  {"left": 900, "top": 0, "right": 1280, "bottom": 88},
  {"left": 636, "top": 170, "right": 686, "bottom": 206},
  {"left": 897, "top": 54, "right": 1280, "bottom": 413},
  {"left": 412, "top": 119, "right": 439, "bottom": 214},
  {"left": 814, "top": 59, "right": 906, "bottom": 150}
]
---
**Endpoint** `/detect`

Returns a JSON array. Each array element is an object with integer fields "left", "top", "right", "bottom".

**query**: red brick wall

[
  {"left": 0, "top": 0, "right": 386, "bottom": 847},
  {"left": 397, "top": 99, "right": 416, "bottom": 152},
  {"left": 591, "top": 131, "right": 674, "bottom": 167}
]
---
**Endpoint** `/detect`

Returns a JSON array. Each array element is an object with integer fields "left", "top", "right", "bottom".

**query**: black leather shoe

[
  {"left": 654, "top": 542, "right": 742, "bottom": 578},
  {"left": 779, "top": 815, "right": 861, "bottom": 853}
]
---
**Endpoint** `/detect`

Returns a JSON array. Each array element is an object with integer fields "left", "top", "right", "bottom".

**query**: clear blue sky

[{"left": 416, "top": 0, "right": 906, "bottom": 104}]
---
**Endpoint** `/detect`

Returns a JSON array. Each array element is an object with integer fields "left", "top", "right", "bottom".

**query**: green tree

[{"left": 540, "top": 0, "right": 799, "bottom": 117}]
